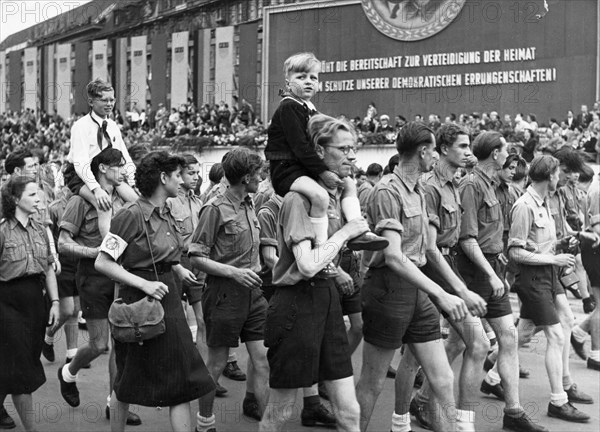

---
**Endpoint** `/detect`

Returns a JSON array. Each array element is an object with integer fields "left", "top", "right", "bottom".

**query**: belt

[{"left": 127, "top": 261, "right": 177, "bottom": 275}]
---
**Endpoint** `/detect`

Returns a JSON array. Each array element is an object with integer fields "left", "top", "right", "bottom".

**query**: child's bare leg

[{"left": 116, "top": 183, "right": 139, "bottom": 202}]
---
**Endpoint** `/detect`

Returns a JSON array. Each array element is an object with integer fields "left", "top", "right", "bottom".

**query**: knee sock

[
  {"left": 589, "top": 350, "right": 599, "bottom": 361},
  {"left": 196, "top": 413, "right": 215, "bottom": 432},
  {"left": 341, "top": 197, "right": 362, "bottom": 221},
  {"left": 550, "top": 391, "right": 568, "bottom": 407},
  {"left": 303, "top": 395, "right": 320, "bottom": 410},
  {"left": 62, "top": 364, "right": 78, "bottom": 383},
  {"left": 44, "top": 334, "right": 55, "bottom": 344},
  {"left": 66, "top": 348, "right": 78, "bottom": 359},
  {"left": 485, "top": 365, "right": 501, "bottom": 385},
  {"left": 391, "top": 412, "right": 411, "bottom": 432},
  {"left": 310, "top": 216, "right": 329, "bottom": 245},
  {"left": 456, "top": 410, "right": 475, "bottom": 432}
]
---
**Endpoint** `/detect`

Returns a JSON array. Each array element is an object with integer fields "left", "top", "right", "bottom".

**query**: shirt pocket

[
  {"left": 440, "top": 203, "right": 458, "bottom": 230},
  {"left": 223, "top": 220, "right": 244, "bottom": 253},
  {"left": 402, "top": 205, "right": 422, "bottom": 235},
  {"left": 479, "top": 197, "right": 501, "bottom": 223},
  {"left": 3, "top": 242, "right": 26, "bottom": 261}
]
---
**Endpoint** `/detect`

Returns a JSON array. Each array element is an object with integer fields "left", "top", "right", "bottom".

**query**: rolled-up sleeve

[
  {"left": 188, "top": 204, "right": 221, "bottom": 258},
  {"left": 371, "top": 189, "right": 404, "bottom": 235},
  {"left": 280, "top": 194, "right": 316, "bottom": 249},
  {"left": 508, "top": 201, "right": 532, "bottom": 250},
  {"left": 459, "top": 182, "right": 479, "bottom": 240},
  {"left": 588, "top": 182, "right": 600, "bottom": 227},
  {"left": 258, "top": 209, "right": 279, "bottom": 247},
  {"left": 422, "top": 184, "right": 441, "bottom": 232}
]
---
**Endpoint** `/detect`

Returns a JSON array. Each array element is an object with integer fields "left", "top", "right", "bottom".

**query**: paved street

[{"left": 4, "top": 292, "right": 598, "bottom": 432}]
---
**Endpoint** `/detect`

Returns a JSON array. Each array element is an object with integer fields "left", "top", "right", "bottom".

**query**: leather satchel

[{"left": 108, "top": 203, "right": 166, "bottom": 345}]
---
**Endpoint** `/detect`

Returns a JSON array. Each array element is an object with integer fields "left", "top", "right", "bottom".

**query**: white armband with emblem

[{"left": 100, "top": 233, "right": 128, "bottom": 261}]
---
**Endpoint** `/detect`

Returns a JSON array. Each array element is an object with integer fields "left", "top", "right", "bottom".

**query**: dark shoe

[
  {"left": 222, "top": 361, "right": 246, "bottom": 381},
  {"left": 57, "top": 365, "right": 80, "bottom": 407},
  {"left": 386, "top": 365, "right": 397, "bottom": 379},
  {"left": 570, "top": 334, "right": 587, "bottom": 361},
  {"left": 583, "top": 295, "right": 597, "bottom": 313},
  {"left": 503, "top": 412, "right": 548, "bottom": 432},
  {"left": 105, "top": 406, "right": 142, "bottom": 426},
  {"left": 481, "top": 379, "right": 505, "bottom": 401},
  {"left": 215, "top": 383, "right": 228, "bottom": 397},
  {"left": 42, "top": 341, "right": 55, "bottom": 362},
  {"left": 242, "top": 397, "right": 261, "bottom": 421},
  {"left": 0, "top": 406, "right": 15, "bottom": 430},
  {"left": 483, "top": 355, "right": 495, "bottom": 372},
  {"left": 347, "top": 232, "right": 389, "bottom": 252},
  {"left": 66, "top": 357, "right": 91, "bottom": 369},
  {"left": 587, "top": 357, "right": 600, "bottom": 371},
  {"left": 409, "top": 398, "right": 432, "bottom": 430},
  {"left": 318, "top": 382, "right": 329, "bottom": 401},
  {"left": 566, "top": 383, "right": 594, "bottom": 404},
  {"left": 78, "top": 317, "right": 87, "bottom": 330},
  {"left": 413, "top": 368, "right": 424, "bottom": 389},
  {"left": 301, "top": 403, "right": 336, "bottom": 428},
  {"left": 316, "top": 263, "right": 339, "bottom": 279},
  {"left": 519, "top": 364, "right": 530, "bottom": 379},
  {"left": 547, "top": 402, "right": 590, "bottom": 422},
  {"left": 565, "top": 286, "right": 582, "bottom": 299}
]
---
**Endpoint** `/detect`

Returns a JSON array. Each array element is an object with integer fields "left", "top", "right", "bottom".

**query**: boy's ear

[{"left": 160, "top": 171, "right": 168, "bottom": 185}]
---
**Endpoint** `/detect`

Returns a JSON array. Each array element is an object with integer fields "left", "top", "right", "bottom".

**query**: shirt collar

[
  {"left": 393, "top": 164, "right": 419, "bottom": 191},
  {"left": 137, "top": 197, "right": 167, "bottom": 221},
  {"left": 433, "top": 161, "right": 456, "bottom": 186},
  {"left": 526, "top": 185, "right": 546, "bottom": 207},
  {"left": 8, "top": 217, "right": 30, "bottom": 230},
  {"left": 90, "top": 111, "right": 108, "bottom": 124},
  {"left": 224, "top": 188, "right": 252, "bottom": 212},
  {"left": 473, "top": 165, "right": 497, "bottom": 186}
]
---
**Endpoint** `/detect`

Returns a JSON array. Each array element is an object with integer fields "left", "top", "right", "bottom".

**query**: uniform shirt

[
  {"left": 548, "top": 190, "right": 569, "bottom": 239},
  {"left": 48, "top": 192, "right": 77, "bottom": 275},
  {"left": 496, "top": 180, "right": 516, "bottom": 235},
  {"left": 272, "top": 190, "right": 344, "bottom": 286},
  {"left": 421, "top": 162, "right": 462, "bottom": 248},
  {"left": 363, "top": 165, "right": 429, "bottom": 269},
  {"left": 61, "top": 192, "right": 125, "bottom": 249},
  {"left": 508, "top": 186, "right": 556, "bottom": 255},
  {"left": 559, "top": 183, "right": 585, "bottom": 230},
  {"left": 167, "top": 188, "right": 203, "bottom": 253},
  {"left": 588, "top": 175, "right": 600, "bottom": 228},
  {"left": 459, "top": 166, "right": 504, "bottom": 254},
  {"left": 189, "top": 188, "right": 260, "bottom": 273},
  {"left": 257, "top": 194, "right": 283, "bottom": 286},
  {"left": 357, "top": 181, "right": 374, "bottom": 214},
  {"left": 0, "top": 217, "right": 53, "bottom": 282},
  {"left": 253, "top": 178, "right": 274, "bottom": 211},
  {"left": 68, "top": 111, "right": 136, "bottom": 192},
  {"left": 99, "top": 197, "right": 183, "bottom": 268}
]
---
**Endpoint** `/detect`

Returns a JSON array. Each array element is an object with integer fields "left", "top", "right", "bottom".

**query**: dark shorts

[
  {"left": 269, "top": 160, "right": 314, "bottom": 197},
  {"left": 63, "top": 162, "right": 85, "bottom": 195},
  {"left": 262, "top": 285, "right": 276, "bottom": 302},
  {"left": 420, "top": 252, "right": 464, "bottom": 294},
  {"left": 57, "top": 271, "right": 78, "bottom": 298},
  {"left": 340, "top": 249, "right": 362, "bottom": 315},
  {"left": 362, "top": 267, "right": 441, "bottom": 350},
  {"left": 456, "top": 253, "right": 513, "bottom": 319},
  {"left": 517, "top": 265, "right": 561, "bottom": 326},
  {"left": 77, "top": 258, "right": 115, "bottom": 320},
  {"left": 176, "top": 255, "right": 204, "bottom": 305},
  {"left": 202, "top": 275, "right": 267, "bottom": 348},
  {"left": 265, "top": 279, "right": 353, "bottom": 389},
  {"left": 581, "top": 243, "right": 600, "bottom": 288}
]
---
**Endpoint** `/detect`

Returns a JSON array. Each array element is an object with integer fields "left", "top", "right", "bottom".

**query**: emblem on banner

[{"left": 362, "top": 0, "right": 466, "bottom": 41}]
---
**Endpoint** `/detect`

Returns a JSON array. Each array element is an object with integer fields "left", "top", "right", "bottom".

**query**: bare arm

[
  {"left": 58, "top": 230, "right": 99, "bottom": 260},
  {"left": 261, "top": 245, "right": 279, "bottom": 271}
]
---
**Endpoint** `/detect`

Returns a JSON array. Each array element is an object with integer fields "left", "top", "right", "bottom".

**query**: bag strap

[{"left": 137, "top": 202, "right": 160, "bottom": 282}]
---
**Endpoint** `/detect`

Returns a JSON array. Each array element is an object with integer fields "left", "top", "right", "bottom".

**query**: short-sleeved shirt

[
  {"left": 459, "top": 166, "right": 503, "bottom": 254},
  {"left": 363, "top": 165, "right": 428, "bottom": 269},
  {"left": 167, "top": 188, "right": 203, "bottom": 253},
  {"left": 99, "top": 197, "right": 183, "bottom": 268},
  {"left": 496, "top": 180, "right": 516, "bottom": 235},
  {"left": 61, "top": 192, "right": 125, "bottom": 248},
  {"left": 188, "top": 188, "right": 260, "bottom": 273},
  {"left": 508, "top": 186, "right": 556, "bottom": 255},
  {"left": 48, "top": 192, "right": 77, "bottom": 274},
  {"left": 560, "top": 183, "right": 585, "bottom": 230},
  {"left": 588, "top": 176, "right": 600, "bottom": 228},
  {"left": 0, "top": 217, "right": 53, "bottom": 282},
  {"left": 257, "top": 194, "right": 283, "bottom": 287},
  {"left": 272, "top": 190, "right": 345, "bottom": 286},
  {"left": 421, "top": 163, "right": 462, "bottom": 248},
  {"left": 357, "top": 181, "right": 374, "bottom": 214},
  {"left": 548, "top": 191, "right": 569, "bottom": 239}
]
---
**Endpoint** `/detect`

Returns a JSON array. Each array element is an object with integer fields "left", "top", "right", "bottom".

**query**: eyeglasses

[{"left": 326, "top": 145, "right": 358, "bottom": 155}]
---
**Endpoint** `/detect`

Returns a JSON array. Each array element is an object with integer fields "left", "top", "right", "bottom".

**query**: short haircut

[
  {"left": 553, "top": 146, "right": 584, "bottom": 173},
  {"left": 135, "top": 151, "right": 185, "bottom": 198},
  {"left": 579, "top": 164, "right": 594, "bottom": 183},
  {"left": 395, "top": 122, "right": 434, "bottom": 156},
  {"left": 356, "top": 169, "right": 366, "bottom": 178},
  {"left": 472, "top": 131, "right": 504, "bottom": 160},
  {"left": 308, "top": 114, "right": 357, "bottom": 149},
  {"left": 222, "top": 148, "right": 263, "bottom": 185},
  {"left": 388, "top": 154, "right": 399, "bottom": 172},
  {"left": 128, "top": 143, "right": 151, "bottom": 167},
  {"left": 512, "top": 156, "right": 528, "bottom": 182},
  {"left": 283, "top": 52, "right": 320, "bottom": 77},
  {"left": 366, "top": 163, "right": 383, "bottom": 177},
  {"left": 87, "top": 78, "right": 114, "bottom": 99},
  {"left": 4, "top": 150, "right": 34, "bottom": 174},
  {"left": 208, "top": 163, "right": 224, "bottom": 183},
  {"left": 90, "top": 148, "right": 125, "bottom": 180},
  {"left": 181, "top": 153, "right": 199, "bottom": 167},
  {"left": 435, "top": 123, "right": 469, "bottom": 154},
  {"left": 529, "top": 155, "right": 559, "bottom": 182},
  {"left": 1, "top": 175, "right": 37, "bottom": 219}
]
